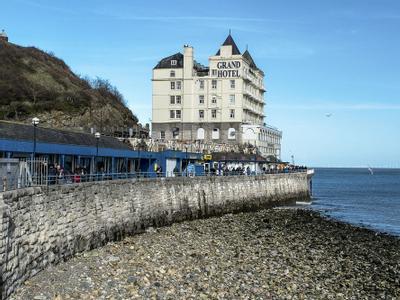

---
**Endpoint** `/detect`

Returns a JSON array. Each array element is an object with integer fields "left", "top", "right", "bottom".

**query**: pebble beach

[{"left": 11, "top": 208, "right": 400, "bottom": 299}]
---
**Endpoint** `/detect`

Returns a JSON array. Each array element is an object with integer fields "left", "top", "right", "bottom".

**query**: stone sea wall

[{"left": 0, "top": 173, "right": 309, "bottom": 299}]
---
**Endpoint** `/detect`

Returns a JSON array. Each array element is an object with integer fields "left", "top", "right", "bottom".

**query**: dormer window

[{"left": 171, "top": 60, "right": 177, "bottom": 66}]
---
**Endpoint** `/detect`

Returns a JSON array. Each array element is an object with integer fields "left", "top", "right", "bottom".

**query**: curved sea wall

[{"left": 0, "top": 173, "right": 309, "bottom": 299}]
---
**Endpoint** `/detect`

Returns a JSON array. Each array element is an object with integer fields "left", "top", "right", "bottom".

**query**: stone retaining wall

[{"left": 0, "top": 173, "right": 310, "bottom": 299}]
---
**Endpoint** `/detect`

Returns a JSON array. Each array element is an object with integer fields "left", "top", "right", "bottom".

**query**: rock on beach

[{"left": 11, "top": 208, "right": 400, "bottom": 299}]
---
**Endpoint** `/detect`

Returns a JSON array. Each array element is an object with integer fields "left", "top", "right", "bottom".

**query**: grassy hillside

[{"left": 0, "top": 40, "right": 139, "bottom": 132}]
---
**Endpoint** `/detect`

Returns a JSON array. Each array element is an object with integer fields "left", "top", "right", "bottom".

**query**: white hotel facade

[{"left": 151, "top": 34, "right": 282, "bottom": 159}]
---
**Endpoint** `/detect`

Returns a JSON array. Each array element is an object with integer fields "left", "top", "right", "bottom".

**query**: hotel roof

[
  {"left": 154, "top": 52, "right": 184, "bottom": 69},
  {"left": 215, "top": 34, "right": 241, "bottom": 56},
  {"left": 243, "top": 50, "right": 264, "bottom": 75},
  {"left": 0, "top": 121, "right": 133, "bottom": 150}
]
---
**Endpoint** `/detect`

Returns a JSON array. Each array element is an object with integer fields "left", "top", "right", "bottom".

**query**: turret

[{"left": 215, "top": 33, "right": 241, "bottom": 57}]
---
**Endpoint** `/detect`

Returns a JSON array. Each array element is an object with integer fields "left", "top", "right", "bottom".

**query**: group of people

[
  {"left": 48, "top": 164, "right": 90, "bottom": 184},
  {"left": 210, "top": 164, "right": 308, "bottom": 177},
  {"left": 219, "top": 165, "right": 252, "bottom": 176}
]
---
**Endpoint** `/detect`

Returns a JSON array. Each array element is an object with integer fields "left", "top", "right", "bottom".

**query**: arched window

[
  {"left": 197, "top": 128, "right": 205, "bottom": 140},
  {"left": 244, "top": 128, "right": 256, "bottom": 140},
  {"left": 212, "top": 128, "right": 220, "bottom": 140},
  {"left": 228, "top": 128, "right": 236, "bottom": 140}
]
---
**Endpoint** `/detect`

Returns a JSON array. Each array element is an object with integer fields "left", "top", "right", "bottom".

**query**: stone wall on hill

[{"left": 0, "top": 173, "right": 310, "bottom": 299}]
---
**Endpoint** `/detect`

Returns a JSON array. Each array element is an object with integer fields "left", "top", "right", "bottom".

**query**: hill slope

[{"left": 0, "top": 40, "right": 139, "bottom": 132}]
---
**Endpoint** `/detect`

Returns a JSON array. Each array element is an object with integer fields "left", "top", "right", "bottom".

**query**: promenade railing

[{"left": 2, "top": 168, "right": 308, "bottom": 191}]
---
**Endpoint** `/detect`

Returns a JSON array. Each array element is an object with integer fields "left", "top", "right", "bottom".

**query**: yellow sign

[{"left": 203, "top": 154, "right": 212, "bottom": 160}]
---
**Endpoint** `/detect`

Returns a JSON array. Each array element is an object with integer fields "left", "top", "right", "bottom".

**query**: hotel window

[
  {"left": 176, "top": 95, "right": 181, "bottom": 104},
  {"left": 197, "top": 128, "right": 205, "bottom": 140},
  {"left": 228, "top": 128, "right": 236, "bottom": 140},
  {"left": 170, "top": 82, "right": 175, "bottom": 90},
  {"left": 229, "top": 94, "right": 235, "bottom": 105},
  {"left": 170, "top": 95, "right": 175, "bottom": 104},
  {"left": 199, "top": 80, "right": 204, "bottom": 89},
  {"left": 212, "top": 128, "right": 220, "bottom": 140},
  {"left": 211, "top": 80, "right": 217, "bottom": 89},
  {"left": 211, "top": 109, "right": 217, "bottom": 119},
  {"left": 199, "top": 95, "right": 205, "bottom": 104},
  {"left": 160, "top": 131, "right": 166, "bottom": 139},
  {"left": 175, "top": 110, "right": 181, "bottom": 119},
  {"left": 211, "top": 96, "right": 217, "bottom": 104},
  {"left": 176, "top": 81, "right": 181, "bottom": 90},
  {"left": 230, "top": 80, "right": 235, "bottom": 89},
  {"left": 170, "top": 70, "right": 175, "bottom": 77},
  {"left": 170, "top": 110, "right": 175, "bottom": 118},
  {"left": 199, "top": 110, "right": 204, "bottom": 119},
  {"left": 212, "top": 69, "right": 217, "bottom": 76},
  {"left": 172, "top": 127, "right": 179, "bottom": 139},
  {"left": 230, "top": 109, "right": 235, "bottom": 119},
  {"left": 171, "top": 59, "right": 177, "bottom": 66}
]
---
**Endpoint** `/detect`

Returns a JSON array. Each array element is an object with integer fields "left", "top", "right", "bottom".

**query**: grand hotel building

[{"left": 151, "top": 34, "right": 282, "bottom": 159}]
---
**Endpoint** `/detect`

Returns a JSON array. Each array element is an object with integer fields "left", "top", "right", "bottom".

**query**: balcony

[
  {"left": 244, "top": 91, "right": 264, "bottom": 105},
  {"left": 243, "top": 105, "right": 264, "bottom": 118}
]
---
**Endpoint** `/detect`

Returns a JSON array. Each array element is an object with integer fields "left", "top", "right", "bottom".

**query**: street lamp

[
  {"left": 137, "top": 137, "right": 141, "bottom": 174},
  {"left": 32, "top": 117, "right": 40, "bottom": 158},
  {"left": 95, "top": 132, "right": 100, "bottom": 173},
  {"left": 254, "top": 139, "right": 257, "bottom": 175},
  {"left": 185, "top": 145, "right": 188, "bottom": 177}
]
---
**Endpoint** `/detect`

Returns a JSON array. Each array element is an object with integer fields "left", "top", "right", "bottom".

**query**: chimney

[{"left": 183, "top": 45, "right": 194, "bottom": 78}]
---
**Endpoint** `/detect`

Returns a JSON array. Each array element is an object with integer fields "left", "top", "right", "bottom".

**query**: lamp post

[
  {"left": 137, "top": 137, "right": 141, "bottom": 174},
  {"left": 185, "top": 145, "right": 188, "bottom": 177},
  {"left": 32, "top": 117, "right": 40, "bottom": 159},
  {"left": 95, "top": 132, "right": 100, "bottom": 173},
  {"left": 254, "top": 139, "right": 257, "bottom": 175}
]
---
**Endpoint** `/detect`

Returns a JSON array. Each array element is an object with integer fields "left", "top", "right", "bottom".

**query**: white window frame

[
  {"left": 212, "top": 128, "right": 220, "bottom": 140},
  {"left": 199, "top": 95, "right": 205, "bottom": 104},
  {"left": 160, "top": 131, "right": 165, "bottom": 139},
  {"left": 211, "top": 109, "right": 217, "bottom": 119},
  {"left": 199, "top": 110, "right": 204, "bottom": 119},
  {"left": 230, "top": 109, "right": 235, "bottom": 119},
  {"left": 176, "top": 81, "right": 181, "bottom": 90},
  {"left": 170, "top": 95, "right": 175, "bottom": 104},
  {"left": 170, "top": 82, "right": 175, "bottom": 90},
  {"left": 228, "top": 128, "right": 236, "bottom": 140},
  {"left": 229, "top": 94, "right": 235, "bottom": 105},
  {"left": 176, "top": 110, "right": 181, "bottom": 119},
  {"left": 170, "top": 110, "right": 175, "bottom": 118},
  {"left": 199, "top": 80, "right": 204, "bottom": 89},
  {"left": 211, "top": 96, "right": 217, "bottom": 104},
  {"left": 211, "top": 80, "right": 217, "bottom": 89},
  {"left": 171, "top": 60, "right": 177, "bottom": 66},
  {"left": 172, "top": 128, "right": 179, "bottom": 139},
  {"left": 176, "top": 95, "right": 181, "bottom": 104},
  {"left": 230, "top": 79, "right": 235, "bottom": 89},
  {"left": 170, "top": 70, "right": 175, "bottom": 77},
  {"left": 197, "top": 128, "right": 205, "bottom": 140}
]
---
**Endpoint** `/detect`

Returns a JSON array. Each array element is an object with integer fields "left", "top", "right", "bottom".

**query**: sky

[{"left": 2, "top": 0, "right": 400, "bottom": 168}]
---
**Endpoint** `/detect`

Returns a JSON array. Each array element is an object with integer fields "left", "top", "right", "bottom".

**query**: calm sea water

[{"left": 310, "top": 168, "right": 400, "bottom": 236}]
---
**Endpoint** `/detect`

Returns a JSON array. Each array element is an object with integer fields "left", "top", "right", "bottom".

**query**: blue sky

[{"left": 2, "top": 0, "right": 400, "bottom": 167}]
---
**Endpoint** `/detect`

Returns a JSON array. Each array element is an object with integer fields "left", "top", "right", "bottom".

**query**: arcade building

[{"left": 151, "top": 34, "right": 281, "bottom": 159}]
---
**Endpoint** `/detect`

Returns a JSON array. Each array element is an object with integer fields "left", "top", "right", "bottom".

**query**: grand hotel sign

[{"left": 216, "top": 61, "right": 240, "bottom": 78}]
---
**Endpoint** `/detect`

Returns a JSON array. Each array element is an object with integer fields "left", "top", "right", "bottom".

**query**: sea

[{"left": 309, "top": 168, "right": 400, "bottom": 236}]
